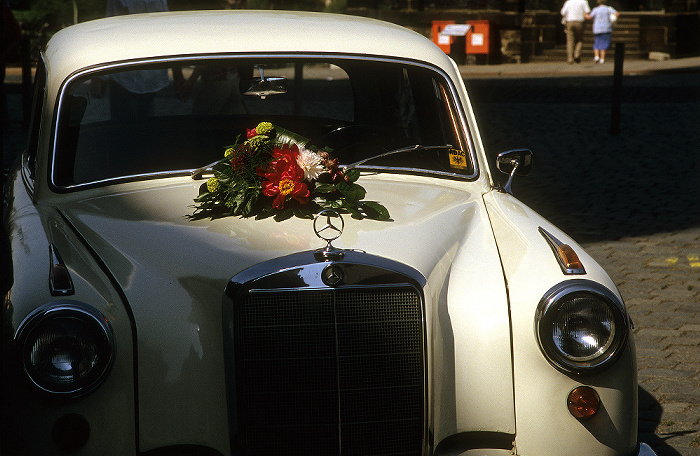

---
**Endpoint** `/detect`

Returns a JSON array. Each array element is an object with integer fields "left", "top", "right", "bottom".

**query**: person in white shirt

[{"left": 560, "top": 0, "right": 591, "bottom": 63}]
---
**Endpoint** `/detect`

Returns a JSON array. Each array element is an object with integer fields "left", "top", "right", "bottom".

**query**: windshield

[{"left": 53, "top": 57, "right": 474, "bottom": 188}]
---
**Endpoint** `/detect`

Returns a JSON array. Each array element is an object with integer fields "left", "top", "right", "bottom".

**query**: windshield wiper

[
  {"left": 191, "top": 160, "right": 219, "bottom": 180},
  {"left": 192, "top": 144, "right": 456, "bottom": 179},
  {"left": 342, "top": 144, "right": 454, "bottom": 172}
]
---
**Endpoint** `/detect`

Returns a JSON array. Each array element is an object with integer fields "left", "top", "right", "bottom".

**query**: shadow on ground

[
  {"left": 467, "top": 74, "right": 700, "bottom": 244},
  {"left": 638, "top": 386, "right": 699, "bottom": 456}
]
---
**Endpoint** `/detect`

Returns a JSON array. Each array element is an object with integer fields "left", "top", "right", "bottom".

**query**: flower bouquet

[{"left": 191, "top": 122, "right": 390, "bottom": 222}]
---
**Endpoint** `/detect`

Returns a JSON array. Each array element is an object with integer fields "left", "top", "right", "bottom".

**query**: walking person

[
  {"left": 560, "top": 0, "right": 591, "bottom": 64},
  {"left": 587, "top": 0, "right": 619, "bottom": 63}
]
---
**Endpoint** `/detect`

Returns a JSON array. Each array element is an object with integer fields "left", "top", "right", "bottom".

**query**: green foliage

[
  {"left": 14, "top": 0, "right": 105, "bottom": 30},
  {"left": 190, "top": 123, "right": 391, "bottom": 222},
  {"left": 11, "top": 0, "right": 348, "bottom": 39},
  {"left": 324, "top": 0, "right": 347, "bottom": 13}
]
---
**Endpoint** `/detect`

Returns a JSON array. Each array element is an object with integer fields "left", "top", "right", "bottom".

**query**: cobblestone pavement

[{"left": 467, "top": 72, "right": 700, "bottom": 456}]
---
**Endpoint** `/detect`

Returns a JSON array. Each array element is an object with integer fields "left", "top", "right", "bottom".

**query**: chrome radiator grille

[{"left": 236, "top": 286, "right": 425, "bottom": 455}]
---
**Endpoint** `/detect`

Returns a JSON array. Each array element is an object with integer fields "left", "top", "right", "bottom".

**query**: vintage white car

[{"left": 1, "top": 10, "right": 657, "bottom": 456}]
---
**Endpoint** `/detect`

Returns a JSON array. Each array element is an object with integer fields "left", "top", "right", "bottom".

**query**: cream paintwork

[
  {"left": 484, "top": 191, "right": 638, "bottom": 455},
  {"left": 2, "top": 10, "right": 649, "bottom": 456},
  {"left": 53, "top": 174, "right": 515, "bottom": 452},
  {"left": 43, "top": 11, "right": 459, "bottom": 93},
  {"left": 3, "top": 172, "right": 137, "bottom": 453}
]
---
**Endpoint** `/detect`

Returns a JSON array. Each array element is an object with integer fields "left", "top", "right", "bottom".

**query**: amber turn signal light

[
  {"left": 557, "top": 244, "right": 584, "bottom": 271},
  {"left": 567, "top": 386, "right": 600, "bottom": 420}
]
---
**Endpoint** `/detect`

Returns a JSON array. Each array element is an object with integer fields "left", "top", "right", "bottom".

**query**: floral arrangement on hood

[{"left": 191, "top": 122, "right": 390, "bottom": 222}]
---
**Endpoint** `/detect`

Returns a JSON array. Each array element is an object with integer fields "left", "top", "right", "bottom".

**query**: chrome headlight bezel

[
  {"left": 535, "top": 280, "right": 629, "bottom": 375},
  {"left": 15, "top": 301, "right": 115, "bottom": 399}
]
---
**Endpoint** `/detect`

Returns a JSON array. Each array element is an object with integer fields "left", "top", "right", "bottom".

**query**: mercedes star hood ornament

[{"left": 314, "top": 210, "right": 345, "bottom": 261}]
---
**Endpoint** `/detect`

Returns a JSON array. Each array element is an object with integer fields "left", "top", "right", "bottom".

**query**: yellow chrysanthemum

[
  {"left": 247, "top": 135, "right": 268, "bottom": 149},
  {"left": 224, "top": 147, "right": 235, "bottom": 158},
  {"left": 256, "top": 122, "right": 275, "bottom": 136},
  {"left": 206, "top": 177, "right": 220, "bottom": 193}
]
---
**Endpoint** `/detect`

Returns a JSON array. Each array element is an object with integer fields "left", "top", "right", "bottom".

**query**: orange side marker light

[
  {"left": 567, "top": 386, "right": 600, "bottom": 420},
  {"left": 558, "top": 244, "right": 585, "bottom": 271}
]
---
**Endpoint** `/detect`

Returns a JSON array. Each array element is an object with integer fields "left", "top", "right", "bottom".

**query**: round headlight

[
  {"left": 16, "top": 301, "right": 114, "bottom": 398},
  {"left": 536, "top": 280, "right": 628, "bottom": 374}
]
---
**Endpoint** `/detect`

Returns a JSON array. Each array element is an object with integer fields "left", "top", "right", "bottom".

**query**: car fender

[
  {"left": 483, "top": 190, "right": 638, "bottom": 456},
  {"left": 2, "top": 167, "right": 137, "bottom": 454}
]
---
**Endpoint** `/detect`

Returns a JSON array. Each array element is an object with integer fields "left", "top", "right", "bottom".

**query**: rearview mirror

[{"left": 243, "top": 66, "right": 287, "bottom": 99}]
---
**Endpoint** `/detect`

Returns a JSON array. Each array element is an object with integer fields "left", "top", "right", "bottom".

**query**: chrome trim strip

[
  {"left": 50, "top": 53, "right": 478, "bottom": 191},
  {"left": 353, "top": 164, "right": 472, "bottom": 179},
  {"left": 224, "top": 253, "right": 428, "bottom": 454},
  {"left": 49, "top": 243, "right": 75, "bottom": 296},
  {"left": 15, "top": 300, "right": 115, "bottom": 398},
  {"left": 226, "top": 249, "right": 427, "bottom": 290},
  {"left": 538, "top": 227, "right": 586, "bottom": 275},
  {"left": 52, "top": 169, "right": 195, "bottom": 192},
  {"left": 20, "top": 152, "right": 36, "bottom": 200},
  {"left": 535, "top": 279, "right": 629, "bottom": 375}
]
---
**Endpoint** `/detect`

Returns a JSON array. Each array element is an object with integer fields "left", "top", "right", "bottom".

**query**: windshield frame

[{"left": 49, "top": 53, "right": 479, "bottom": 192}]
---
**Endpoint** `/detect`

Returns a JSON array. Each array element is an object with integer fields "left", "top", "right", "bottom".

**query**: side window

[{"left": 26, "top": 59, "right": 47, "bottom": 181}]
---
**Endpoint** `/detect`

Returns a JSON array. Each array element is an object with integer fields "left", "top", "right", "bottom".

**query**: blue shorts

[{"left": 594, "top": 33, "right": 612, "bottom": 50}]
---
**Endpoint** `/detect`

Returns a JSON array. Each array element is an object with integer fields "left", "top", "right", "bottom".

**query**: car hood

[
  {"left": 56, "top": 175, "right": 510, "bottom": 450},
  {"left": 57, "top": 176, "right": 493, "bottom": 291}
]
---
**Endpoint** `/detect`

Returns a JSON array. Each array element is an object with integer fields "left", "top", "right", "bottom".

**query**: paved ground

[{"left": 3, "top": 56, "right": 700, "bottom": 455}]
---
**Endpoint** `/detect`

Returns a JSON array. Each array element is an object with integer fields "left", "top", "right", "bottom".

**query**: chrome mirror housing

[
  {"left": 496, "top": 149, "right": 533, "bottom": 194},
  {"left": 243, "top": 65, "right": 287, "bottom": 99}
]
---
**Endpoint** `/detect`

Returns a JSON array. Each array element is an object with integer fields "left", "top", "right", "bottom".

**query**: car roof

[{"left": 45, "top": 10, "right": 454, "bottom": 81}]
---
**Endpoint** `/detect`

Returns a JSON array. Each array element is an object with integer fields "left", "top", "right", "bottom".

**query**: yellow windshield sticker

[{"left": 449, "top": 149, "right": 468, "bottom": 170}]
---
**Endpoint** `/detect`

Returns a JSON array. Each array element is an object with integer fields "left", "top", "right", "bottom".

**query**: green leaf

[
  {"left": 361, "top": 201, "right": 391, "bottom": 221},
  {"left": 241, "top": 189, "right": 260, "bottom": 217},
  {"left": 313, "top": 183, "right": 338, "bottom": 194},
  {"left": 342, "top": 200, "right": 364, "bottom": 219},
  {"left": 292, "top": 207, "right": 315, "bottom": 219},
  {"left": 213, "top": 161, "right": 231, "bottom": 174},
  {"left": 337, "top": 182, "right": 366, "bottom": 202},
  {"left": 273, "top": 126, "right": 311, "bottom": 149},
  {"left": 198, "top": 182, "right": 209, "bottom": 195},
  {"left": 344, "top": 168, "right": 360, "bottom": 183},
  {"left": 273, "top": 208, "right": 294, "bottom": 222},
  {"left": 214, "top": 170, "right": 233, "bottom": 186},
  {"left": 313, "top": 197, "right": 336, "bottom": 210},
  {"left": 255, "top": 206, "right": 275, "bottom": 220},
  {"left": 194, "top": 193, "right": 212, "bottom": 204}
]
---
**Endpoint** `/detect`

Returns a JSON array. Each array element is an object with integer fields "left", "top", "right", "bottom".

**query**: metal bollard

[{"left": 610, "top": 42, "right": 625, "bottom": 135}]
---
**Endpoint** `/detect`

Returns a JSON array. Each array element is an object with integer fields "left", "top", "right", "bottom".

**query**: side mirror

[{"left": 496, "top": 149, "right": 533, "bottom": 194}]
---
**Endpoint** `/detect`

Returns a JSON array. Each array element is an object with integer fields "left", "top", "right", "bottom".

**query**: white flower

[{"left": 296, "top": 147, "right": 325, "bottom": 181}]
